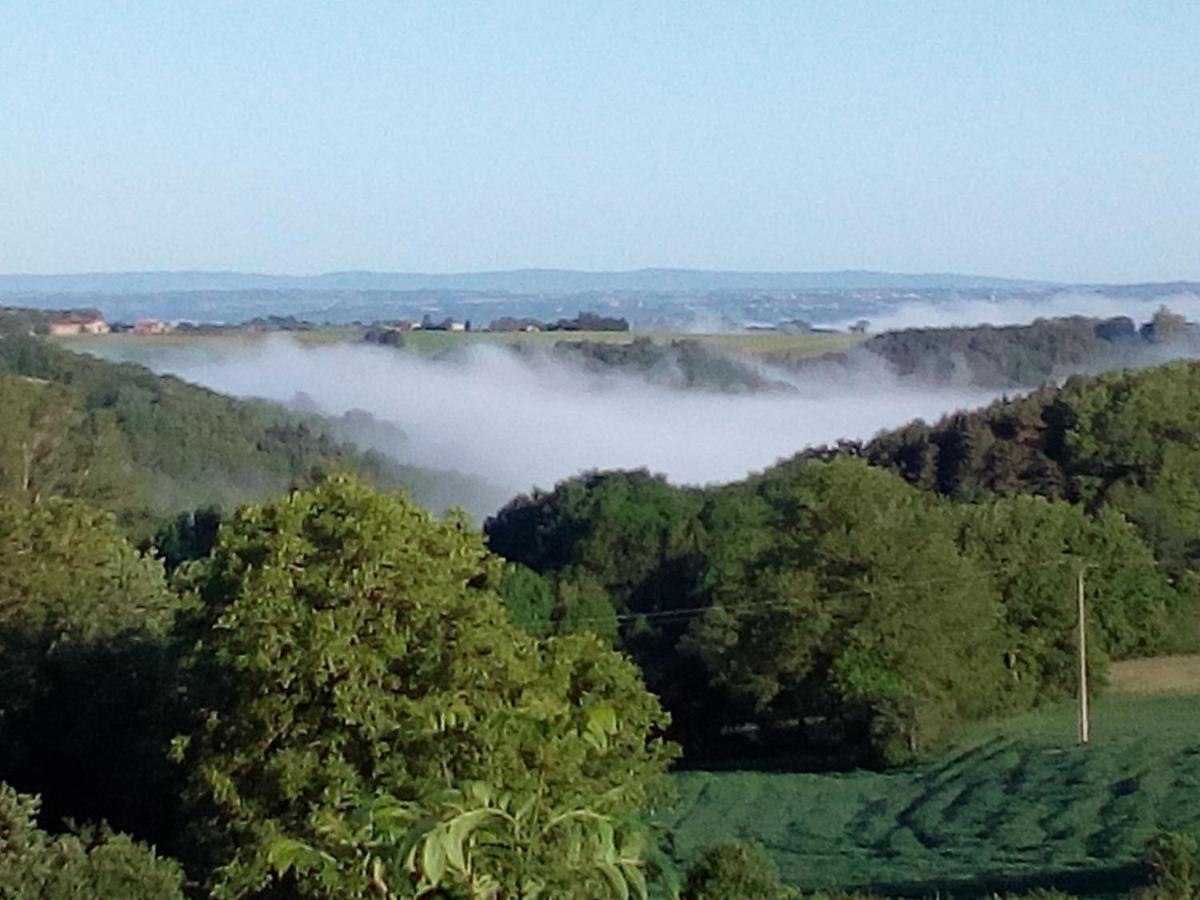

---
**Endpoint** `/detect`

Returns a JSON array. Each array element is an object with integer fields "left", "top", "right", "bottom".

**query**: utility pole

[{"left": 1077, "top": 566, "right": 1090, "bottom": 745}]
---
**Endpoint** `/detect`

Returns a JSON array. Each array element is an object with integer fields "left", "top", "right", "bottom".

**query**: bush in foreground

[{"left": 0, "top": 783, "right": 185, "bottom": 900}]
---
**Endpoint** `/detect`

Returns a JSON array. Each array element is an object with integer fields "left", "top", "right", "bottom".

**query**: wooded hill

[
  {"left": 0, "top": 334, "right": 460, "bottom": 537},
  {"left": 792, "top": 307, "right": 1198, "bottom": 389},
  {"left": 485, "top": 359, "right": 1200, "bottom": 768}
]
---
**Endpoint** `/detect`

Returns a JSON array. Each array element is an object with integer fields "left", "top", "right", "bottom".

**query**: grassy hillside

[{"left": 665, "top": 682, "right": 1200, "bottom": 898}]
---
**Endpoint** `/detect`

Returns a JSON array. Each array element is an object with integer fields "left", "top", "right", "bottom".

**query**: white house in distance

[{"left": 48, "top": 313, "right": 110, "bottom": 336}]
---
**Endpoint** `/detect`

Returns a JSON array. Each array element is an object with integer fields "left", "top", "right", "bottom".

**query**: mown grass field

[
  {"left": 665, "top": 666, "right": 1200, "bottom": 898},
  {"left": 56, "top": 327, "right": 864, "bottom": 361}
]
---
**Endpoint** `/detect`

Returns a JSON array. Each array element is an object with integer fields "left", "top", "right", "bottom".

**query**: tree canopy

[{"left": 173, "top": 476, "right": 675, "bottom": 899}]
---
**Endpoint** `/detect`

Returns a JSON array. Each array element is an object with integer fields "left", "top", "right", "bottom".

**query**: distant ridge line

[{"left": 0, "top": 268, "right": 1053, "bottom": 295}]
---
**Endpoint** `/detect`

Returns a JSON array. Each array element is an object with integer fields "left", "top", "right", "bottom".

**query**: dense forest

[{"left": 2, "top": 320, "right": 1200, "bottom": 898}]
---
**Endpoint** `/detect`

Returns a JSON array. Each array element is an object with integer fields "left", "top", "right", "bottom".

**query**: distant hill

[{"left": 0, "top": 267, "right": 1050, "bottom": 294}]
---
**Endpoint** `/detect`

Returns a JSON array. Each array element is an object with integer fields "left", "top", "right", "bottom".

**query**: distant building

[
  {"left": 48, "top": 313, "right": 109, "bottom": 336},
  {"left": 133, "top": 318, "right": 172, "bottom": 335},
  {"left": 548, "top": 311, "right": 630, "bottom": 332},
  {"left": 420, "top": 314, "right": 469, "bottom": 332},
  {"left": 487, "top": 316, "right": 544, "bottom": 332}
]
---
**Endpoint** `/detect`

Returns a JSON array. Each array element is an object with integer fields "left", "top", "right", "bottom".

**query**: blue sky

[{"left": 2, "top": 1, "right": 1197, "bottom": 281}]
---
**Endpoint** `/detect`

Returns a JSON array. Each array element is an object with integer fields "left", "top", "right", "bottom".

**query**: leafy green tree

[
  {"left": 496, "top": 562, "right": 555, "bottom": 634},
  {"left": 0, "top": 498, "right": 182, "bottom": 839},
  {"left": 173, "top": 476, "right": 675, "bottom": 899},
  {"left": 550, "top": 568, "right": 620, "bottom": 643},
  {"left": 1139, "top": 831, "right": 1200, "bottom": 899},
  {"left": 1059, "top": 361, "right": 1200, "bottom": 578},
  {"left": 685, "top": 458, "right": 1008, "bottom": 765},
  {"left": 0, "top": 783, "right": 186, "bottom": 900},
  {"left": 0, "top": 377, "right": 129, "bottom": 508},
  {"left": 486, "top": 470, "right": 707, "bottom": 734},
  {"left": 680, "top": 841, "right": 796, "bottom": 900},
  {"left": 958, "top": 495, "right": 1189, "bottom": 706}
]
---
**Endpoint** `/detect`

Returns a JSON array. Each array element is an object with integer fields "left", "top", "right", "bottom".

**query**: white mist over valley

[{"left": 120, "top": 338, "right": 997, "bottom": 515}]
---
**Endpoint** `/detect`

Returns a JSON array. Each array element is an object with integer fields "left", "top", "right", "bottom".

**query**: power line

[{"left": 510, "top": 553, "right": 1094, "bottom": 633}]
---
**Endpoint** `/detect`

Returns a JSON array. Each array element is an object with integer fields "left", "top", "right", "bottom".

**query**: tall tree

[
  {"left": 173, "top": 476, "right": 675, "bottom": 899},
  {"left": 685, "top": 458, "right": 1008, "bottom": 765},
  {"left": 0, "top": 497, "right": 181, "bottom": 841}
]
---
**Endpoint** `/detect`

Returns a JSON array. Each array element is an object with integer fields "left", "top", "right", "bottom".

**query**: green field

[
  {"left": 56, "top": 327, "right": 863, "bottom": 361},
  {"left": 54, "top": 325, "right": 364, "bottom": 351},
  {"left": 665, "top": 690, "right": 1200, "bottom": 898}
]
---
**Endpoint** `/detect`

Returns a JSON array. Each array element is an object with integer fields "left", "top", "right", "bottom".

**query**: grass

[
  {"left": 56, "top": 328, "right": 864, "bottom": 360},
  {"left": 1109, "top": 655, "right": 1200, "bottom": 696},
  {"left": 664, "top": 690, "right": 1200, "bottom": 898},
  {"left": 54, "top": 325, "right": 365, "bottom": 351}
]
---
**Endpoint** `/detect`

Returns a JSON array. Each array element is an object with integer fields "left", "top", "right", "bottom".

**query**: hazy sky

[{"left": 2, "top": 2, "right": 1197, "bottom": 281}]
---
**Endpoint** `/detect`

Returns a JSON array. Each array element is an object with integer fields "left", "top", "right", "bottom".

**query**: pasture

[{"left": 665, "top": 672, "right": 1200, "bottom": 898}]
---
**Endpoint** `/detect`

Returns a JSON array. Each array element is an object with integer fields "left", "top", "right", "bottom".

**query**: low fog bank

[
  {"left": 843, "top": 290, "right": 1200, "bottom": 333},
  {"left": 143, "top": 340, "right": 996, "bottom": 516}
]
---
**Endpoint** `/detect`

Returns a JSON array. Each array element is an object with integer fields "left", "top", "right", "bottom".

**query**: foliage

[
  {"left": 1058, "top": 362, "right": 1200, "bottom": 579},
  {"left": 298, "top": 781, "right": 667, "bottom": 900},
  {"left": 152, "top": 505, "right": 225, "bottom": 573},
  {"left": 859, "top": 361, "right": 1200, "bottom": 582},
  {"left": 487, "top": 358, "right": 1200, "bottom": 763},
  {"left": 548, "top": 311, "right": 630, "bottom": 332},
  {"left": 848, "top": 313, "right": 1198, "bottom": 389},
  {"left": 537, "top": 337, "right": 793, "bottom": 392},
  {"left": 0, "top": 498, "right": 184, "bottom": 838},
  {"left": 1139, "top": 832, "right": 1200, "bottom": 899},
  {"left": 173, "top": 476, "right": 675, "bottom": 899},
  {"left": 0, "top": 783, "right": 186, "bottom": 900},
  {"left": 685, "top": 458, "right": 1008, "bottom": 765},
  {"left": 0, "top": 336, "right": 418, "bottom": 536},
  {"left": 487, "top": 470, "right": 709, "bottom": 742},
  {"left": 957, "top": 495, "right": 1189, "bottom": 705},
  {"left": 497, "top": 562, "right": 555, "bottom": 634},
  {"left": 680, "top": 840, "right": 797, "bottom": 900},
  {"left": 0, "top": 376, "right": 130, "bottom": 508}
]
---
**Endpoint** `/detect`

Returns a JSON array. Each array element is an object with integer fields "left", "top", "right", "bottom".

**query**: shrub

[
  {"left": 681, "top": 841, "right": 797, "bottom": 900},
  {"left": 0, "top": 783, "right": 185, "bottom": 900}
]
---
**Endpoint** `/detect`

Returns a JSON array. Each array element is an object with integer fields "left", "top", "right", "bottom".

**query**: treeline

[
  {"left": 792, "top": 308, "right": 1197, "bottom": 389},
  {"left": 860, "top": 359, "right": 1200, "bottom": 579},
  {"left": 485, "top": 360, "right": 1200, "bottom": 767},
  {"left": 517, "top": 337, "right": 793, "bottom": 392}
]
